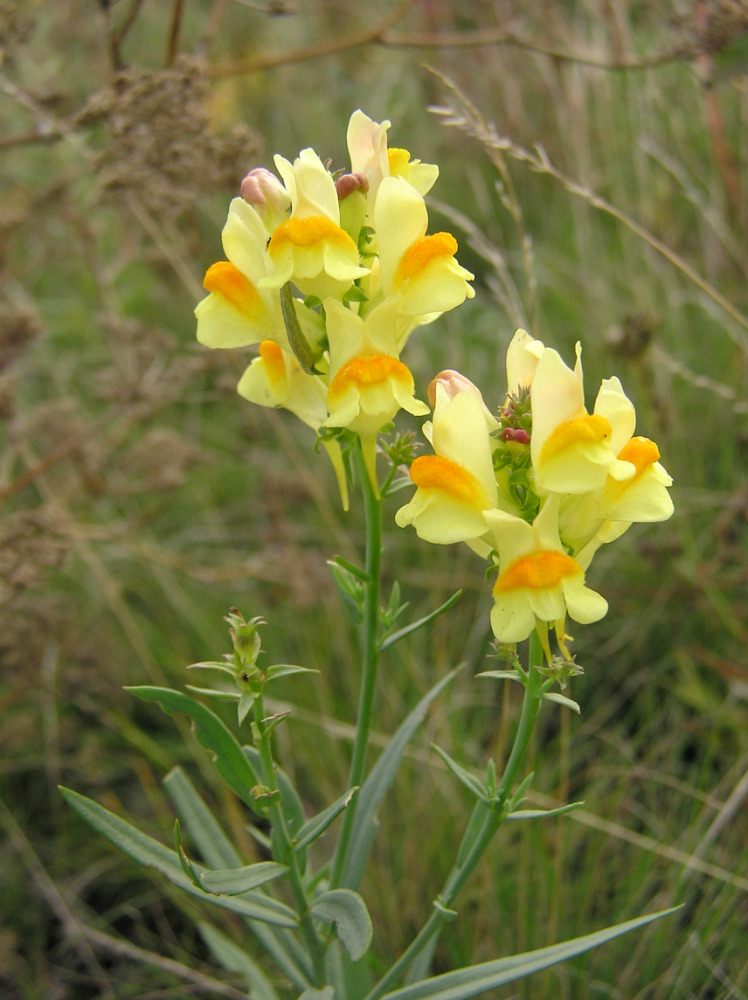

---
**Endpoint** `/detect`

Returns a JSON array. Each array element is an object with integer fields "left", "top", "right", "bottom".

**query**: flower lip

[
  {"left": 203, "top": 261, "right": 263, "bottom": 316},
  {"left": 409, "top": 454, "right": 491, "bottom": 508},
  {"left": 328, "top": 354, "right": 411, "bottom": 397},
  {"left": 539, "top": 413, "right": 612, "bottom": 464},
  {"left": 394, "top": 232, "right": 459, "bottom": 287},
  {"left": 269, "top": 216, "right": 357, "bottom": 251},
  {"left": 494, "top": 550, "right": 582, "bottom": 593}
]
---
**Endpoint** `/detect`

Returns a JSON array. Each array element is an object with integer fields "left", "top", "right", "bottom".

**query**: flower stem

[
  {"left": 365, "top": 631, "right": 545, "bottom": 999},
  {"left": 253, "top": 691, "right": 326, "bottom": 985},
  {"left": 330, "top": 438, "right": 382, "bottom": 889}
]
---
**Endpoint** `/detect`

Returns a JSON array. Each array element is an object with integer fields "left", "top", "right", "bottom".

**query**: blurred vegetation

[{"left": 1, "top": 0, "right": 747, "bottom": 997}]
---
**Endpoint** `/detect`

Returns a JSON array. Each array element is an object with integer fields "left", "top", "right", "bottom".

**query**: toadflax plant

[{"left": 62, "top": 110, "right": 678, "bottom": 999}]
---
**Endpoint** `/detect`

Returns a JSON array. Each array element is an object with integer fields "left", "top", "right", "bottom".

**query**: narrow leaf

[
  {"left": 378, "top": 591, "right": 462, "bottom": 652},
  {"left": 311, "top": 889, "right": 373, "bottom": 962},
  {"left": 542, "top": 691, "right": 581, "bottom": 713},
  {"left": 59, "top": 787, "right": 298, "bottom": 927},
  {"left": 299, "top": 989, "right": 335, "bottom": 1000},
  {"left": 293, "top": 788, "right": 358, "bottom": 852},
  {"left": 432, "top": 745, "right": 488, "bottom": 802},
  {"left": 340, "top": 668, "right": 460, "bottom": 890},
  {"left": 476, "top": 670, "right": 523, "bottom": 683},
  {"left": 198, "top": 922, "right": 282, "bottom": 1000},
  {"left": 174, "top": 819, "right": 203, "bottom": 889},
  {"left": 163, "top": 768, "right": 313, "bottom": 991},
  {"left": 507, "top": 802, "right": 584, "bottom": 821},
  {"left": 380, "top": 907, "right": 682, "bottom": 1000},
  {"left": 200, "top": 861, "right": 288, "bottom": 895},
  {"left": 126, "top": 687, "right": 261, "bottom": 811},
  {"left": 265, "top": 663, "right": 318, "bottom": 682}
]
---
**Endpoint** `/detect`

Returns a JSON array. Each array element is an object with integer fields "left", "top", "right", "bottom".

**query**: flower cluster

[
  {"left": 395, "top": 330, "right": 674, "bottom": 660},
  {"left": 195, "top": 110, "right": 475, "bottom": 503}
]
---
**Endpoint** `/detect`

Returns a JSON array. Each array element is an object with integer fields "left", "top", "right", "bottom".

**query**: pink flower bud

[
  {"left": 335, "top": 172, "right": 369, "bottom": 200},
  {"left": 240, "top": 167, "right": 290, "bottom": 228},
  {"left": 501, "top": 427, "right": 530, "bottom": 445},
  {"left": 427, "top": 369, "right": 484, "bottom": 409}
]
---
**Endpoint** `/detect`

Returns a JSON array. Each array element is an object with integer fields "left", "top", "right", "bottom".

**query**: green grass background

[{"left": 1, "top": 0, "right": 747, "bottom": 997}]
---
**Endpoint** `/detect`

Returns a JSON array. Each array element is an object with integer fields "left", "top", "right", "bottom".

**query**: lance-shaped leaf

[
  {"left": 163, "top": 767, "right": 313, "bottom": 991},
  {"left": 340, "top": 668, "right": 460, "bottom": 890},
  {"left": 59, "top": 787, "right": 298, "bottom": 928},
  {"left": 378, "top": 591, "right": 462, "bottom": 652},
  {"left": 311, "top": 889, "right": 373, "bottom": 962},
  {"left": 293, "top": 788, "right": 358, "bottom": 853},
  {"left": 299, "top": 989, "right": 335, "bottom": 1000},
  {"left": 506, "top": 802, "right": 584, "bottom": 821},
  {"left": 432, "top": 745, "right": 488, "bottom": 803},
  {"left": 200, "top": 861, "right": 289, "bottom": 895},
  {"left": 127, "top": 687, "right": 261, "bottom": 811},
  {"left": 379, "top": 907, "right": 681, "bottom": 1000},
  {"left": 281, "top": 281, "right": 318, "bottom": 373},
  {"left": 199, "top": 922, "right": 282, "bottom": 1000}
]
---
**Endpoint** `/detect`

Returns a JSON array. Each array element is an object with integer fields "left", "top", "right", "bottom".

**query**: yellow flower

[
  {"left": 195, "top": 198, "right": 282, "bottom": 349},
  {"left": 237, "top": 340, "right": 327, "bottom": 430},
  {"left": 486, "top": 496, "right": 608, "bottom": 657},
  {"left": 374, "top": 177, "right": 474, "bottom": 318},
  {"left": 559, "top": 377, "right": 674, "bottom": 552},
  {"left": 261, "top": 149, "right": 368, "bottom": 300},
  {"left": 505, "top": 328, "right": 545, "bottom": 395},
  {"left": 530, "top": 344, "right": 633, "bottom": 495},
  {"left": 347, "top": 109, "right": 439, "bottom": 206},
  {"left": 324, "top": 298, "right": 429, "bottom": 489},
  {"left": 395, "top": 381, "right": 498, "bottom": 550}
]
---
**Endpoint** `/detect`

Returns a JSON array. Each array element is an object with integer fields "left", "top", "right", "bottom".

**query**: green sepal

[
  {"left": 126, "top": 687, "right": 261, "bottom": 812},
  {"left": 59, "top": 787, "right": 299, "bottom": 928},
  {"left": 343, "top": 284, "right": 369, "bottom": 304},
  {"left": 310, "top": 889, "right": 373, "bottom": 962},
  {"left": 377, "top": 590, "right": 462, "bottom": 652},
  {"left": 432, "top": 744, "right": 488, "bottom": 803},
  {"left": 293, "top": 787, "right": 358, "bottom": 853},
  {"left": 200, "top": 861, "right": 288, "bottom": 896}
]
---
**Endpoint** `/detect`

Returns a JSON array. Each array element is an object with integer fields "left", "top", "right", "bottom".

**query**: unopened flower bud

[
  {"left": 501, "top": 427, "right": 530, "bottom": 445},
  {"left": 335, "top": 172, "right": 369, "bottom": 200},
  {"left": 428, "top": 369, "right": 483, "bottom": 409},
  {"left": 240, "top": 167, "right": 290, "bottom": 229}
]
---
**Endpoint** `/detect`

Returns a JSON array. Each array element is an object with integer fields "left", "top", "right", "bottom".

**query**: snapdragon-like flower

[
  {"left": 196, "top": 198, "right": 282, "bottom": 349},
  {"left": 375, "top": 177, "right": 474, "bottom": 320},
  {"left": 486, "top": 497, "right": 608, "bottom": 660},
  {"left": 347, "top": 110, "right": 439, "bottom": 207},
  {"left": 530, "top": 343, "right": 634, "bottom": 495},
  {"left": 324, "top": 298, "right": 429, "bottom": 489},
  {"left": 262, "top": 148, "right": 369, "bottom": 300},
  {"left": 395, "top": 381, "right": 498, "bottom": 552}
]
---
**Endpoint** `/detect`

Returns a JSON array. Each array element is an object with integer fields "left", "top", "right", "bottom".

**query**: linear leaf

[
  {"left": 507, "top": 802, "right": 584, "bottom": 821},
  {"left": 59, "top": 787, "right": 298, "bottom": 928},
  {"left": 380, "top": 907, "right": 681, "bottom": 1000},
  {"left": 378, "top": 591, "right": 462, "bottom": 652},
  {"left": 293, "top": 788, "right": 358, "bottom": 852},
  {"left": 163, "top": 768, "right": 312, "bottom": 990},
  {"left": 127, "top": 687, "right": 261, "bottom": 811},
  {"left": 431, "top": 745, "right": 487, "bottom": 802},
  {"left": 340, "top": 668, "right": 460, "bottom": 890},
  {"left": 198, "top": 921, "right": 282, "bottom": 1000},
  {"left": 200, "top": 861, "right": 288, "bottom": 895},
  {"left": 311, "top": 889, "right": 373, "bottom": 962}
]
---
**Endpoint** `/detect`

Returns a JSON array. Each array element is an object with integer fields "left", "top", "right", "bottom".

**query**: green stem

[
  {"left": 253, "top": 692, "right": 326, "bottom": 985},
  {"left": 330, "top": 438, "right": 382, "bottom": 889},
  {"left": 365, "top": 632, "right": 545, "bottom": 1000}
]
